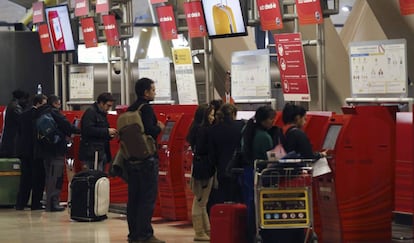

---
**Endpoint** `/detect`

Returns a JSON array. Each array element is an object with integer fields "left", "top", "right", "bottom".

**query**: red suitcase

[{"left": 210, "top": 203, "right": 248, "bottom": 243}]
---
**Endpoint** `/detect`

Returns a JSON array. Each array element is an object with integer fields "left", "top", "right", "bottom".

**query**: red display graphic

[
  {"left": 295, "top": 0, "right": 323, "bottom": 25},
  {"left": 102, "top": 14, "right": 120, "bottom": 46},
  {"left": 48, "top": 10, "right": 66, "bottom": 51},
  {"left": 38, "top": 24, "right": 53, "bottom": 53},
  {"left": 399, "top": 0, "right": 414, "bottom": 15},
  {"left": 274, "top": 33, "right": 310, "bottom": 101},
  {"left": 256, "top": 0, "right": 283, "bottom": 30},
  {"left": 74, "top": 0, "right": 89, "bottom": 17},
  {"left": 156, "top": 5, "right": 178, "bottom": 40},
  {"left": 151, "top": 0, "right": 167, "bottom": 3},
  {"left": 32, "top": 2, "right": 45, "bottom": 24},
  {"left": 184, "top": 1, "right": 207, "bottom": 38},
  {"left": 81, "top": 17, "right": 98, "bottom": 48},
  {"left": 96, "top": 0, "right": 111, "bottom": 13}
]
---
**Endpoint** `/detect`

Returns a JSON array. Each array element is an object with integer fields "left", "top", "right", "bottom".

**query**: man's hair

[
  {"left": 135, "top": 78, "right": 154, "bottom": 97},
  {"left": 12, "top": 89, "right": 28, "bottom": 99},
  {"left": 47, "top": 95, "right": 60, "bottom": 106},
  {"left": 282, "top": 103, "right": 307, "bottom": 124},
  {"left": 32, "top": 94, "right": 47, "bottom": 106},
  {"left": 97, "top": 92, "right": 115, "bottom": 104}
]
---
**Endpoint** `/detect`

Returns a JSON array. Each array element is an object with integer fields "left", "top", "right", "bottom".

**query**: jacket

[
  {"left": 34, "top": 104, "right": 80, "bottom": 159},
  {"left": 79, "top": 102, "right": 112, "bottom": 163}
]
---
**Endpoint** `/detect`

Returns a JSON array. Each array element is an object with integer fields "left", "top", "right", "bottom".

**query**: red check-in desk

[
  {"left": 158, "top": 113, "right": 189, "bottom": 220},
  {"left": 394, "top": 113, "right": 413, "bottom": 221},
  {"left": 317, "top": 106, "right": 396, "bottom": 242}
]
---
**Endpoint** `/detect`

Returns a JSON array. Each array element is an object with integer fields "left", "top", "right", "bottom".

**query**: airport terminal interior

[{"left": 1, "top": 0, "right": 414, "bottom": 242}]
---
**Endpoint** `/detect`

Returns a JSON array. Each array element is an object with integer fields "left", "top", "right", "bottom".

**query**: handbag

[
  {"left": 266, "top": 139, "right": 287, "bottom": 161},
  {"left": 192, "top": 154, "right": 215, "bottom": 180}
]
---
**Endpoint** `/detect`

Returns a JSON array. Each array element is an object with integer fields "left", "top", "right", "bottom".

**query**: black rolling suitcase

[{"left": 68, "top": 152, "right": 110, "bottom": 222}]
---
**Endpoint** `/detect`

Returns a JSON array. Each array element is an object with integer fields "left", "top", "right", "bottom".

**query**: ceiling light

[{"left": 342, "top": 5, "right": 352, "bottom": 12}]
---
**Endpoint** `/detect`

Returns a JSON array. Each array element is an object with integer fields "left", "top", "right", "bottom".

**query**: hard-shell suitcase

[
  {"left": 0, "top": 158, "right": 21, "bottom": 205},
  {"left": 210, "top": 203, "right": 248, "bottom": 243},
  {"left": 68, "top": 170, "right": 110, "bottom": 221},
  {"left": 212, "top": 4, "right": 237, "bottom": 35}
]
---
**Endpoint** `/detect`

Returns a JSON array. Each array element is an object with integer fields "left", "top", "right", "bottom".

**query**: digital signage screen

[
  {"left": 45, "top": 5, "right": 76, "bottom": 52},
  {"left": 201, "top": 0, "right": 247, "bottom": 39}
]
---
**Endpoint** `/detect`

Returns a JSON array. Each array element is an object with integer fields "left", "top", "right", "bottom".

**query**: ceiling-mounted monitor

[
  {"left": 45, "top": 4, "right": 76, "bottom": 52},
  {"left": 201, "top": 0, "right": 247, "bottom": 39}
]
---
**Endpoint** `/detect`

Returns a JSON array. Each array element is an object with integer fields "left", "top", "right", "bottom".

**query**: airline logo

[
  {"left": 97, "top": 0, "right": 107, "bottom": 3},
  {"left": 159, "top": 16, "right": 173, "bottom": 22},
  {"left": 83, "top": 27, "right": 94, "bottom": 33},
  {"left": 186, "top": 12, "right": 201, "bottom": 18},
  {"left": 259, "top": 3, "right": 277, "bottom": 10},
  {"left": 33, "top": 10, "right": 42, "bottom": 16},
  {"left": 76, "top": 2, "right": 86, "bottom": 8},
  {"left": 104, "top": 24, "right": 116, "bottom": 30},
  {"left": 40, "top": 33, "right": 49, "bottom": 39}
]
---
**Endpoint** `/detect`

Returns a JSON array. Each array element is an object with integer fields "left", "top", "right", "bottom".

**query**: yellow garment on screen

[{"left": 212, "top": 4, "right": 237, "bottom": 35}]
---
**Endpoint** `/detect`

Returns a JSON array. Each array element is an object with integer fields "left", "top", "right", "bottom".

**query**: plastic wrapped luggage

[
  {"left": 0, "top": 158, "right": 21, "bottom": 205},
  {"left": 210, "top": 203, "right": 248, "bottom": 243}
]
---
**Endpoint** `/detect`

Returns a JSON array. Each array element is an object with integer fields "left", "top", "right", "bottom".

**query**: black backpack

[{"left": 36, "top": 113, "right": 60, "bottom": 144}]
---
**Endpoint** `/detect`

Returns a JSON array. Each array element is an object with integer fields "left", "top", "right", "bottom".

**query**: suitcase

[
  {"left": 0, "top": 158, "right": 21, "bottom": 205},
  {"left": 210, "top": 203, "right": 248, "bottom": 243},
  {"left": 212, "top": 4, "right": 237, "bottom": 35},
  {"left": 68, "top": 169, "right": 110, "bottom": 221}
]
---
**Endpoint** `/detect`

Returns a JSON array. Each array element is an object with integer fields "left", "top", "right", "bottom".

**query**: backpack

[
  {"left": 36, "top": 112, "right": 61, "bottom": 144},
  {"left": 117, "top": 104, "right": 156, "bottom": 161}
]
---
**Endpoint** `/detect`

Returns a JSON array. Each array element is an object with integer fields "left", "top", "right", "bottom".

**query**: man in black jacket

[
  {"left": 15, "top": 94, "right": 47, "bottom": 210},
  {"left": 126, "top": 78, "right": 165, "bottom": 243},
  {"left": 35, "top": 95, "right": 80, "bottom": 212},
  {"left": 79, "top": 92, "right": 117, "bottom": 171}
]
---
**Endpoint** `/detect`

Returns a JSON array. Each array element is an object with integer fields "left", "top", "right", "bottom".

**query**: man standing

[
  {"left": 35, "top": 95, "right": 80, "bottom": 212},
  {"left": 126, "top": 78, "right": 165, "bottom": 243},
  {"left": 15, "top": 94, "right": 47, "bottom": 210},
  {"left": 79, "top": 92, "right": 117, "bottom": 171}
]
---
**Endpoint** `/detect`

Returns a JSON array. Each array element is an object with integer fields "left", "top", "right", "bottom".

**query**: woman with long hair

[{"left": 186, "top": 104, "right": 215, "bottom": 241}]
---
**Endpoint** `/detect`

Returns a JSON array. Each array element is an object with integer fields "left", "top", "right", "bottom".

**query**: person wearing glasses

[{"left": 79, "top": 92, "right": 118, "bottom": 171}]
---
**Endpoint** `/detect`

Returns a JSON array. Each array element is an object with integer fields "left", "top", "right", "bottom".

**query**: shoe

[
  {"left": 31, "top": 205, "right": 45, "bottom": 210},
  {"left": 46, "top": 205, "right": 65, "bottom": 212},
  {"left": 143, "top": 236, "right": 165, "bottom": 243},
  {"left": 15, "top": 206, "right": 24, "bottom": 211}
]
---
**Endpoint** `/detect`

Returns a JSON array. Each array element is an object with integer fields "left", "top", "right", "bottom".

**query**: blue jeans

[{"left": 126, "top": 156, "right": 159, "bottom": 241}]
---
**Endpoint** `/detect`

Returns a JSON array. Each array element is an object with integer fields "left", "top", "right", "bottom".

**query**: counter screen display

[{"left": 160, "top": 121, "right": 175, "bottom": 142}]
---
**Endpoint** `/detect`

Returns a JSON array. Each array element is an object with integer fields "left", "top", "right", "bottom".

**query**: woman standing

[{"left": 186, "top": 104, "right": 215, "bottom": 241}]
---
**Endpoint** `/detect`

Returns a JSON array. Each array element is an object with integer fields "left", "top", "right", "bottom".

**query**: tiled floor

[
  {"left": 0, "top": 207, "right": 195, "bottom": 243},
  {"left": 1, "top": 205, "right": 413, "bottom": 243}
]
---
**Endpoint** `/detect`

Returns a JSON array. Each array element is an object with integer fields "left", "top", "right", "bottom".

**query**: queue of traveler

[{"left": 186, "top": 102, "right": 327, "bottom": 243}]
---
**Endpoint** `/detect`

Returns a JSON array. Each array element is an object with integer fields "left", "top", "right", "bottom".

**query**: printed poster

[
  {"left": 172, "top": 47, "right": 198, "bottom": 104},
  {"left": 32, "top": 2, "right": 45, "bottom": 24},
  {"left": 69, "top": 65, "right": 94, "bottom": 100},
  {"left": 138, "top": 58, "right": 172, "bottom": 101},
  {"left": 38, "top": 24, "right": 53, "bottom": 53},
  {"left": 102, "top": 14, "right": 120, "bottom": 46},
  {"left": 274, "top": 33, "right": 311, "bottom": 101},
  {"left": 96, "top": 0, "right": 111, "bottom": 13},
  {"left": 81, "top": 17, "right": 98, "bottom": 48},
  {"left": 184, "top": 1, "right": 207, "bottom": 38},
  {"left": 399, "top": 0, "right": 414, "bottom": 15},
  {"left": 156, "top": 5, "right": 178, "bottom": 40},
  {"left": 74, "top": 0, "right": 90, "bottom": 17}
]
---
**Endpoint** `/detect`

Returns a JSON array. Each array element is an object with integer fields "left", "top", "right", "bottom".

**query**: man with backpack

[
  {"left": 79, "top": 92, "right": 117, "bottom": 171},
  {"left": 124, "top": 78, "right": 165, "bottom": 243},
  {"left": 35, "top": 95, "right": 80, "bottom": 212}
]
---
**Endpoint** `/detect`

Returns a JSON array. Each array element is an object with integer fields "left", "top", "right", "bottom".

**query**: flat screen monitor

[
  {"left": 201, "top": 0, "right": 247, "bottom": 39},
  {"left": 45, "top": 5, "right": 76, "bottom": 52},
  {"left": 161, "top": 121, "right": 176, "bottom": 142},
  {"left": 322, "top": 125, "right": 342, "bottom": 150}
]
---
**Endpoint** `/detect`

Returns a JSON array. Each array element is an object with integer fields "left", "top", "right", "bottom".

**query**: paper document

[{"left": 312, "top": 157, "right": 332, "bottom": 177}]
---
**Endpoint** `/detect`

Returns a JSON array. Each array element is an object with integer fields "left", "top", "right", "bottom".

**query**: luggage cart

[{"left": 254, "top": 159, "right": 317, "bottom": 243}]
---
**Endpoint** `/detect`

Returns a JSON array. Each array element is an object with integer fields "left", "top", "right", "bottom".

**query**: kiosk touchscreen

[{"left": 321, "top": 124, "right": 342, "bottom": 151}]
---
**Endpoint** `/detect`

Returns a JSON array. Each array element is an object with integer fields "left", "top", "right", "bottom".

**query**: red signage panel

[
  {"left": 151, "top": 0, "right": 168, "bottom": 3},
  {"left": 295, "top": 0, "right": 323, "bottom": 25},
  {"left": 102, "top": 14, "right": 120, "bottom": 46},
  {"left": 75, "top": 0, "right": 90, "bottom": 17},
  {"left": 256, "top": 0, "right": 283, "bottom": 30},
  {"left": 274, "top": 33, "right": 310, "bottom": 101},
  {"left": 399, "top": 0, "right": 414, "bottom": 15},
  {"left": 38, "top": 24, "right": 53, "bottom": 53},
  {"left": 32, "top": 2, "right": 45, "bottom": 24},
  {"left": 96, "top": 0, "right": 111, "bottom": 13},
  {"left": 81, "top": 17, "right": 98, "bottom": 48},
  {"left": 184, "top": 1, "right": 207, "bottom": 38},
  {"left": 156, "top": 5, "right": 178, "bottom": 40}
]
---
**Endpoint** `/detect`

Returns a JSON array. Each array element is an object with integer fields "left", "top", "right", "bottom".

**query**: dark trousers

[
  {"left": 126, "top": 157, "right": 159, "bottom": 241},
  {"left": 43, "top": 156, "right": 64, "bottom": 210},
  {"left": 16, "top": 157, "right": 45, "bottom": 208}
]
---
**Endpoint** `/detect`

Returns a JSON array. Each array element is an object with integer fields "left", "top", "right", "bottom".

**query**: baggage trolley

[{"left": 254, "top": 159, "right": 317, "bottom": 243}]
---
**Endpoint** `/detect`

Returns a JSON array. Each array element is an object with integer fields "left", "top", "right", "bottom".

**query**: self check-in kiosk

[
  {"left": 317, "top": 106, "right": 396, "bottom": 242},
  {"left": 157, "top": 113, "right": 189, "bottom": 220}
]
